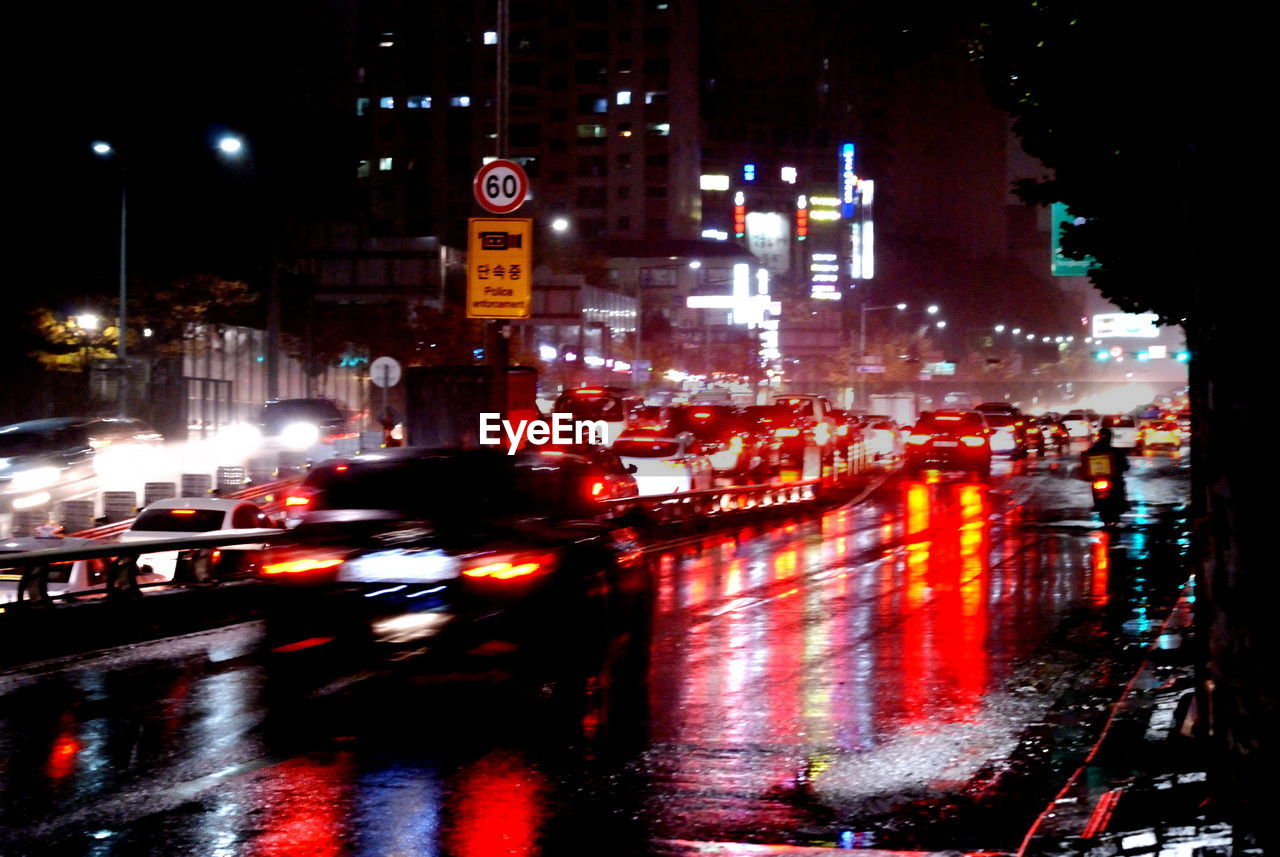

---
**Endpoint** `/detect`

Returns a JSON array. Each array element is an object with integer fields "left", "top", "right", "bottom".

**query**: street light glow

[
  {"left": 896, "top": 303, "right": 907, "bottom": 310},
  {"left": 75, "top": 313, "right": 101, "bottom": 332},
  {"left": 551, "top": 217, "right": 569, "bottom": 232},
  {"left": 995, "top": 324, "right": 1006, "bottom": 333},
  {"left": 91, "top": 141, "right": 113, "bottom": 156},
  {"left": 217, "top": 135, "right": 244, "bottom": 155},
  {"left": 936, "top": 320, "right": 947, "bottom": 329},
  {"left": 927, "top": 304, "right": 939, "bottom": 315}
]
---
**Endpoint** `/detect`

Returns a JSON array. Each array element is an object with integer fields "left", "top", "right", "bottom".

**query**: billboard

[{"left": 1092, "top": 312, "right": 1160, "bottom": 339}]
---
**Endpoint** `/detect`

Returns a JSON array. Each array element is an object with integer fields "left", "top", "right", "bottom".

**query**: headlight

[
  {"left": 9, "top": 466, "right": 61, "bottom": 493},
  {"left": 280, "top": 421, "right": 322, "bottom": 450}
]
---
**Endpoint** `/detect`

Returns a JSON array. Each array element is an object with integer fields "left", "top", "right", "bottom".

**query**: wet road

[{"left": 0, "top": 450, "right": 1191, "bottom": 856}]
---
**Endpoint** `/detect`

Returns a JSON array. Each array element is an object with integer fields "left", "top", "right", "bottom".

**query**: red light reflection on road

[
  {"left": 247, "top": 754, "right": 353, "bottom": 857},
  {"left": 1090, "top": 530, "right": 1110, "bottom": 604},
  {"left": 446, "top": 750, "right": 548, "bottom": 857},
  {"left": 45, "top": 715, "right": 80, "bottom": 783}
]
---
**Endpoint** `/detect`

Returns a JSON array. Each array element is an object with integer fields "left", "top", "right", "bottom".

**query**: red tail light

[
  {"left": 261, "top": 557, "right": 344, "bottom": 575},
  {"left": 907, "top": 433, "right": 931, "bottom": 445},
  {"left": 960, "top": 435, "right": 985, "bottom": 447},
  {"left": 589, "top": 480, "right": 606, "bottom": 498},
  {"left": 284, "top": 495, "right": 312, "bottom": 508},
  {"left": 170, "top": 509, "right": 197, "bottom": 516},
  {"left": 774, "top": 427, "right": 800, "bottom": 437},
  {"left": 461, "top": 551, "right": 557, "bottom": 581},
  {"left": 1092, "top": 479, "right": 1111, "bottom": 492}
]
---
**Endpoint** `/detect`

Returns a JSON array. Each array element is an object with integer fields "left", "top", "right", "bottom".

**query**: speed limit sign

[{"left": 473, "top": 159, "right": 530, "bottom": 214}]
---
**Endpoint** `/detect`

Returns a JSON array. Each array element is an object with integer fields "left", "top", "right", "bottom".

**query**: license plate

[{"left": 934, "top": 440, "right": 958, "bottom": 448}]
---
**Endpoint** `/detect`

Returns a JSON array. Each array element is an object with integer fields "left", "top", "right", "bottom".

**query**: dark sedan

[{"left": 258, "top": 448, "right": 648, "bottom": 683}]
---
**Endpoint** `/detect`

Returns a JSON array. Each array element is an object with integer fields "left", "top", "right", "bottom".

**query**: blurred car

[
  {"left": 1140, "top": 419, "right": 1182, "bottom": 450},
  {"left": 259, "top": 398, "right": 355, "bottom": 451},
  {"left": 743, "top": 404, "right": 815, "bottom": 479},
  {"left": 551, "top": 386, "right": 637, "bottom": 446},
  {"left": 256, "top": 448, "right": 648, "bottom": 666},
  {"left": 1101, "top": 415, "right": 1140, "bottom": 451},
  {"left": 119, "top": 497, "right": 282, "bottom": 580},
  {"left": 860, "top": 417, "right": 903, "bottom": 462},
  {"left": 1, "top": 535, "right": 108, "bottom": 603},
  {"left": 979, "top": 412, "right": 1031, "bottom": 458},
  {"left": 526, "top": 444, "right": 640, "bottom": 512},
  {"left": 611, "top": 431, "right": 714, "bottom": 496},
  {"left": 627, "top": 405, "right": 672, "bottom": 432},
  {"left": 0, "top": 418, "right": 99, "bottom": 514},
  {"left": 1061, "top": 410, "right": 1098, "bottom": 441},
  {"left": 826, "top": 409, "right": 865, "bottom": 462},
  {"left": 904, "top": 410, "right": 993, "bottom": 477},
  {"left": 666, "top": 406, "right": 766, "bottom": 483},
  {"left": 1035, "top": 415, "right": 1071, "bottom": 455}
]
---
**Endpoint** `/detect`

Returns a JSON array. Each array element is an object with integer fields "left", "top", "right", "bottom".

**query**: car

[
  {"left": 258, "top": 398, "right": 355, "bottom": 452},
  {"left": 860, "top": 417, "right": 903, "bottom": 462},
  {"left": 904, "top": 410, "right": 993, "bottom": 477},
  {"left": 256, "top": 448, "right": 648, "bottom": 676},
  {"left": 1139, "top": 419, "right": 1182, "bottom": 450},
  {"left": 743, "top": 404, "right": 817, "bottom": 479},
  {"left": 611, "top": 431, "right": 715, "bottom": 496},
  {"left": 1, "top": 535, "right": 111, "bottom": 603},
  {"left": 1035, "top": 415, "right": 1071, "bottom": 455},
  {"left": 525, "top": 444, "right": 641, "bottom": 512},
  {"left": 1101, "top": 415, "right": 1141, "bottom": 451},
  {"left": 666, "top": 406, "right": 767, "bottom": 483},
  {"left": 627, "top": 405, "right": 673, "bottom": 432},
  {"left": 118, "top": 497, "right": 282, "bottom": 580},
  {"left": 0, "top": 418, "right": 99, "bottom": 514},
  {"left": 980, "top": 412, "right": 1031, "bottom": 458},
  {"left": 1061, "top": 410, "right": 1098, "bottom": 441},
  {"left": 551, "top": 386, "right": 638, "bottom": 446}
]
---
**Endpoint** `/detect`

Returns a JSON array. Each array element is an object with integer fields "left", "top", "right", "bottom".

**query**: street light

[
  {"left": 994, "top": 324, "right": 1006, "bottom": 333},
  {"left": 91, "top": 141, "right": 127, "bottom": 415},
  {"left": 92, "top": 136, "right": 247, "bottom": 413}
]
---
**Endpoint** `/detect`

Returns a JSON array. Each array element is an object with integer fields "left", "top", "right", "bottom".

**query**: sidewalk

[{"left": 1017, "top": 585, "right": 1262, "bottom": 857}]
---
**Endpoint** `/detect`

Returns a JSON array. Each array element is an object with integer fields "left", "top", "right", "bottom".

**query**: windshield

[
  {"left": 553, "top": 393, "right": 625, "bottom": 421},
  {"left": 0, "top": 432, "right": 51, "bottom": 456},
  {"left": 613, "top": 439, "right": 680, "bottom": 458},
  {"left": 132, "top": 509, "right": 227, "bottom": 532}
]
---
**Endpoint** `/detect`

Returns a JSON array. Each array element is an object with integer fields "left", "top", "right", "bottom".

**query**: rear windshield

[
  {"left": 1150, "top": 420, "right": 1180, "bottom": 430},
  {"left": 1103, "top": 416, "right": 1135, "bottom": 427},
  {"left": 553, "top": 393, "right": 625, "bottom": 421},
  {"left": 1062, "top": 414, "right": 1086, "bottom": 422},
  {"left": 0, "top": 432, "right": 51, "bottom": 456},
  {"left": 613, "top": 439, "right": 679, "bottom": 458},
  {"left": 303, "top": 453, "right": 548, "bottom": 519},
  {"left": 915, "top": 414, "right": 985, "bottom": 433},
  {"left": 982, "top": 414, "right": 1019, "bottom": 427},
  {"left": 774, "top": 398, "right": 816, "bottom": 417},
  {"left": 743, "top": 406, "right": 796, "bottom": 425},
  {"left": 132, "top": 509, "right": 227, "bottom": 532}
]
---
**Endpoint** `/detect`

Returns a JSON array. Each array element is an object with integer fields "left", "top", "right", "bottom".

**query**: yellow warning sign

[{"left": 467, "top": 218, "right": 532, "bottom": 318}]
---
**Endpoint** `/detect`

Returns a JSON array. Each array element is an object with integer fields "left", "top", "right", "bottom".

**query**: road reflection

[{"left": 0, "top": 466, "right": 1182, "bottom": 856}]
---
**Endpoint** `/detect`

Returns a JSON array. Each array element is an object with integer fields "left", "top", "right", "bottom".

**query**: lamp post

[
  {"left": 858, "top": 301, "right": 906, "bottom": 407},
  {"left": 91, "top": 135, "right": 246, "bottom": 414},
  {"left": 91, "top": 142, "right": 127, "bottom": 415}
]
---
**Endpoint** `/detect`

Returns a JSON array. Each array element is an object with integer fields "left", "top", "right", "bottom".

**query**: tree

[{"left": 969, "top": 2, "right": 1272, "bottom": 842}]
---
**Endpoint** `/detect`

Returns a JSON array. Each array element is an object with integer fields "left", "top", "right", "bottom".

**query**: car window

[
  {"left": 132, "top": 509, "right": 228, "bottom": 532},
  {"left": 613, "top": 439, "right": 680, "bottom": 457},
  {"left": 231, "top": 505, "right": 264, "bottom": 528},
  {"left": 775, "top": 399, "right": 815, "bottom": 417}
]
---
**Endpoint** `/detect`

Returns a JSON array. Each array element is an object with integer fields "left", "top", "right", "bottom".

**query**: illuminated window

[
  {"left": 577, "top": 124, "right": 607, "bottom": 138},
  {"left": 379, "top": 96, "right": 395, "bottom": 109},
  {"left": 406, "top": 95, "right": 431, "bottom": 109},
  {"left": 379, "top": 158, "right": 393, "bottom": 171},
  {"left": 781, "top": 166, "right": 798, "bottom": 184},
  {"left": 356, "top": 160, "right": 370, "bottom": 179},
  {"left": 700, "top": 174, "right": 730, "bottom": 191},
  {"left": 644, "top": 90, "right": 667, "bottom": 105},
  {"left": 647, "top": 122, "right": 670, "bottom": 136},
  {"left": 356, "top": 97, "right": 370, "bottom": 116},
  {"left": 450, "top": 95, "right": 471, "bottom": 107},
  {"left": 483, "top": 30, "right": 498, "bottom": 44},
  {"left": 616, "top": 90, "right": 632, "bottom": 105}
]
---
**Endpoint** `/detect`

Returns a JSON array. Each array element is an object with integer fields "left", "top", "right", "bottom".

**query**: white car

[
  {"left": 0, "top": 536, "right": 167, "bottom": 603},
  {"left": 1101, "top": 415, "right": 1140, "bottom": 450},
  {"left": 612, "top": 432, "right": 715, "bottom": 496},
  {"left": 1061, "top": 412, "right": 1097, "bottom": 441},
  {"left": 861, "top": 418, "right": 903, "bottom": 461},
  {"left": 119, "top": 498, "right": 282, "bottom": 580}
]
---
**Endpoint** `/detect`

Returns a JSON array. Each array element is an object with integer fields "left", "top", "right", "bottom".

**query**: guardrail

[{"left": 3, "top": 439, "right": 890, "bottom": 614}]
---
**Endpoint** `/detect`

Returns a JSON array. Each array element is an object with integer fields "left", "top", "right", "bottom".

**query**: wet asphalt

[{"left": 0, "top": 447, "right": 1191, "bottom": 856}]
